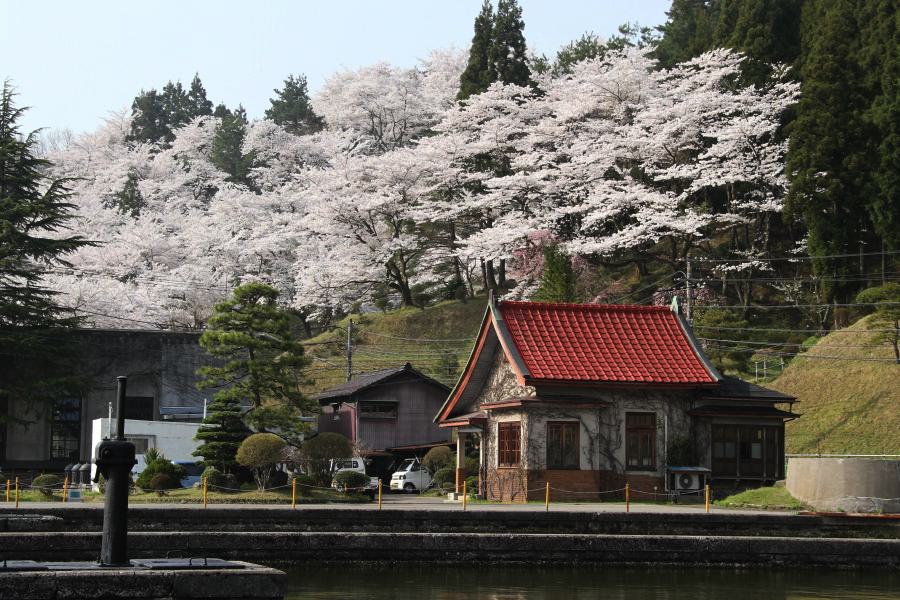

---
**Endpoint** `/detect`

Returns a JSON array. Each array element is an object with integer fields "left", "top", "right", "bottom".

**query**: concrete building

[
  {"left": 1, "top": 329, "right": 213, "bottom": 473},
  {"left": 436, "top": 297, "right": 798, "bottom": 502}
]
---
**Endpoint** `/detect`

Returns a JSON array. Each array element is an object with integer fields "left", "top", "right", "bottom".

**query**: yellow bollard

[
  {"left": 63, "top": 476, "right": 69, "bottom": 503},
  {"left": 203, "top": 476, "right": 208, "bottom": 508},
  {"left": 625, "top": 483, "right": 630, "bottom": 513},
  {"left": 292, "top": 477, "right": 297, "bottom": 510},
  {"left": 545, "top": 481, "right": 550, "bottom": 512},
  {"left": 705, "top": 484, "right": 710, "bottom": 513},
  {"left": 462, "top": 480, "right": 467, "bottom": 511},
  {"left": 15, "top": 477, "right": 20, "bottom": 509},
  {"left": 377, "top": 480, "right": 382, "bottom": 511},
  {"left": 5, "top": 479, "right": 9, "bottom": 503}
]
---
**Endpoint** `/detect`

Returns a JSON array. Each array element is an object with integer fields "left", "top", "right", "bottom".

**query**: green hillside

[
  {"left": 303, "top": 299, "right": 487, "bottom": 394},
  {"left": 772, "top": 317, "right": 900, "bottom": 455}
]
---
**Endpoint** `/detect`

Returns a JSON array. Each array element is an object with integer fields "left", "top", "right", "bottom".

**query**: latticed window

[
  {"left": 546, "top": 421, "right": 579, "bottom": 468},
  {"left": 497, "top": 422, "right": 521, "bottom": 467},
  {"left": 625, "top": 412, "right": 656, "bottom": 470},
  {"left": 50, "top": 397, "right": 81, "bottom": 461}
]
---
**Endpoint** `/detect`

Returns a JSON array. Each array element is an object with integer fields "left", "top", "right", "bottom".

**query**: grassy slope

[
  {"left": 304, "top": 298, "right": 487, "bottom": 393},
  {"left": 715, "top": 485, "right": 806, "bottom": 510},
  {"left": 771, "top": 316, "right": 900, "bottom": 454}
]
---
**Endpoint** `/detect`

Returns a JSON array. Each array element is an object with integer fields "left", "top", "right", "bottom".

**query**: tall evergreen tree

[
  {"left": 653, "top": 0, "right": 720, "bottom": 68},
  {"left": 192, "top": 395, "right": 249, "bottom": 473},
  {"left": 210, "top": 106, "right": 254, "bottom": 186},
  {"left": 458, "top": 0, "right": 495, "bottom": 100},
  {"left": 786, "top": 0, "right": 876, "bottom": 301},
  {"left": 0, "top": 83, "right": 93, "bottom": 422},
  {"left": 532, "top": 245, "right": 576, "bottom": 303},
  {"left": 187, "top": 73, "right": 214, "bottom": 118},
  {"left": 265, "top": 74, "right": 324, "bottom": 135},
  {"left": 127, "top": 89, "right": 170, "bottom": 145},
  {"left": 489, "top": 0, "right": 531, "bottom": 87}
]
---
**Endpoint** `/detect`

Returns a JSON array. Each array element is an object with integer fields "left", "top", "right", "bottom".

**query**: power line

[
  {"left": 363, "top": 331, "right": 476, "bottom": 343},
  {"left": 693, "top": 325, "right": 897, "bottom": 334},
  {"left": 691, "top": 250, "right": 900, "bottom": 263},
  {"left": 697, "top": 336, "right": 885, "bottom": 349},
  {"left": 702, "top": 343, "right": 897, "bottom": 363},
  {"left": 702, "top": 302, "right": 899, "bottom": 309}
]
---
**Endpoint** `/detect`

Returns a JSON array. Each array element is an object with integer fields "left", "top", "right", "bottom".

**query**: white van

[
  {"left": 390, "top": 458, "right": 432, "bottom": 493},
  {"left": 330, "top": 456, "right": 378, "bottom": 498}
]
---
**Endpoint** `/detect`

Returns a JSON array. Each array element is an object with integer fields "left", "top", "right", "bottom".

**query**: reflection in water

[{"left": 285, "top": 565, "right": 899, "bottom": 600}]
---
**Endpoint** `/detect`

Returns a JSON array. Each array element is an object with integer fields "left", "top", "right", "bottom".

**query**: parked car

[
  {"left": 390, "top": 458, "right": 432, "bottom": 493},
  {"left": 330, "top": 456, "right": 378, "bottom": 499}
]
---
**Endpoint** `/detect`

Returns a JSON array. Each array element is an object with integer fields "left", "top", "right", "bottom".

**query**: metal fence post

[
  {"left": 291, "top": 477, "right": 297, "bottom": 510},
  {"left": 625, "top": 483, "right": 630, "bottom": 513},
  {"left": 15, "top": 477, "right": 19, "bottom": 509},
  {"left": 377, "top": 480, "right": 382, "bottom": 511},
  {"left": 545, "top": 481, "right": 550, "bottom": 512},
  {"left": 705, "top": 484, "right": 710, "bottom": 513},
  {"left": 462, "top": 480, "right": 467, "bottom": 511}
]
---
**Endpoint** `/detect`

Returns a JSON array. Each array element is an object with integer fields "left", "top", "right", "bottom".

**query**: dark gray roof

[
  {"left": 314, "top": 363, "right": 450, "bottom": 403},
  {"left": 688, "top": 404, "right": 800, "bottom": 419},
  {"left": 702, "top": 376, "right": 796, "bottom": 402}
]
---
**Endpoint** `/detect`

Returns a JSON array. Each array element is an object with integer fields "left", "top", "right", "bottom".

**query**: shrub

[
  {"left": 202, "top": 467, "right": 238, "bottom": 492},
  {"left": 32, "top": 474, "right": 61, "bottom": 498},
  {"left": 293, "top": 472, "right": 316, "bottom": 496},
  {"left": 801, "top": 336, "right": 820, "bottom": 352},
  {"left": 135, "top": 451, "right": 186, "bottom": 491},
  {"left": 236, "top": 433, "right": 286, "bottom": 491},
  {"left": 432, "top": 466, "right": 455, "bottom": 490},
  {"left": 149, "top": 473, "right": 174, "bottom": 496},
  {"left": 464, "top": 456, "right": 479, "bottom": 474},
  {"left": 332, "top": 470, "right": 369, "bottom": 493},
  {"left": 465, "top": 475, "right": 479, "bottom": 494},
  {"left": 422, "top": 446, "right": 453, "bottom": 475},
  {"left": 295, "top": 433, "right": 353, "bottom": 487}
]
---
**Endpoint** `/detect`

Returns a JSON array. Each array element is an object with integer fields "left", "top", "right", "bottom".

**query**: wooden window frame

[
  {"left": 546, "top": 421, "right": 580, "bottom": 469},
  {"left": 497, "top": 421, "right": 521, "bottom": 467},
  {"left": 625, "top": 412, "right": 656, "bottom": 472}
]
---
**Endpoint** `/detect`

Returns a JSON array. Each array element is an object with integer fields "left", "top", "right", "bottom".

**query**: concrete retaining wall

[
  {"left": 14, "top": 506, "right": 900, "bottom": 539},
  {"left": 787, "top": 458, "right": 900, "bottom": 513},
  {"left": 2, "top": 531, "right": 898, "bottom": 568}
]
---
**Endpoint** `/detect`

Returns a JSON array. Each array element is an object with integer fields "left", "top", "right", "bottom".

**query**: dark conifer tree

[
  {"left": 0, "top": 83, "right": 93, "bottom": 418},
  {"left": 210, "top": 106, "right": 254, "bottom": 187},
  {"left": 653, "top": 0, "right": 720, "bottom": 68},
  {"left": 458, "top": 0, "right": 495, "bottom": 100},
  {"left": 127, "top": 89, "right": 171, "bottom": 145},
  {"left": 265, "top": 74, "right": 324, "bottom": 135},
  {"left": 187, "top": 73, "right": 214, "bottom": 118},
  {"left": 786, "top": 0, "right": 876, "bottom": 300},
  {"left": 489, "top": 0, "right": 531, "bottom": 87}
]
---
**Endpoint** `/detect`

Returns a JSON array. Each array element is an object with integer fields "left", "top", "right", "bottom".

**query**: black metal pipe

[
  {"left": 115, "top": 376, "right": 126, "bottom": 440},
  {"left": 95, "top": 376, "right": 136, "bottom": 566}
]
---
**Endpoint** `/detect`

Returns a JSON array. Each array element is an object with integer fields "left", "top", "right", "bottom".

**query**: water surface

[{"left": 285, "top": 565, "right": 899, "bottom": 599}]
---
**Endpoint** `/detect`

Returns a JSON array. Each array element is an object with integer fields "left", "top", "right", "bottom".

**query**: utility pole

[
  {"left": 346, "top": 319, "right": 353, "bottom": 382},
  {"left": 685, "top": 254, "right": 692, "bottom": 323}
]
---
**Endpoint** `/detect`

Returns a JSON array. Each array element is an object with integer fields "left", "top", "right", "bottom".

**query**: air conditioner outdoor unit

[{"left": 674, "top": 472, "right": 702, "bottom": 491}]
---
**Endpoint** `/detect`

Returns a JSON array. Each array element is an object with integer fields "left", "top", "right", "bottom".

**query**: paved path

[{"left": 9, "top": 495, "right": 795, "bottom": 516}]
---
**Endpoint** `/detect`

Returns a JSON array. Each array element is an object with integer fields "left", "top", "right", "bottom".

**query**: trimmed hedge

[{"left": 32, "top": 474, "right": 62, "bottom": 498}]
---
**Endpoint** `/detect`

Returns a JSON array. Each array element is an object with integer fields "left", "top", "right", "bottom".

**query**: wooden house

[
  {"left": 316, "top": 363, "right": 452, "bottom": 478},
  {"left": 435, "top": 296, "right": 798, "bottom": 502}
]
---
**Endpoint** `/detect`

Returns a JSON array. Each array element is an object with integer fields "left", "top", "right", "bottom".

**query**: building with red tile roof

[{"left": 436, "top": 295, "right": 797, "bottom": 502}]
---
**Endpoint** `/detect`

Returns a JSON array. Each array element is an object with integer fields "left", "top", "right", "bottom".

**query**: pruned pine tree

[
  {"left": 197, "top": 283, "right": 315, "bottom": 438},
  {"left": 0, "top": 82, "right": 93, "bottom": 421},
  {"left": 192, "top": 395, "right": 249, "bottom": 473},
  {"left": 265, "top": 74, "right": 324, "bottom": 135},
  {"left": 458, "top": 0, "right": 495, "bottom": 100}
]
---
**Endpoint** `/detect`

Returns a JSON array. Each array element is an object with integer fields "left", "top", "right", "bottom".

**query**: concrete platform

[{"left": 0, "top": 560, "right": 285, "bottom": 599}]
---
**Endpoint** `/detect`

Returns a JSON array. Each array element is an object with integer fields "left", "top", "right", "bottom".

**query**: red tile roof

[{"left": 498, "top": 301, "right": 717, "bottom": 384}]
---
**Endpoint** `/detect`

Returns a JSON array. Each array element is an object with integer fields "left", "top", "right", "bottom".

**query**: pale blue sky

[{"left": 3, "top": 0, "right": 671, "bottom": 134}]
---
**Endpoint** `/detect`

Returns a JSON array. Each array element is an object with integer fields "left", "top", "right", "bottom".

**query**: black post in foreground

[{"left": 94, "top": 376, "right": 136, "bottom": 566}]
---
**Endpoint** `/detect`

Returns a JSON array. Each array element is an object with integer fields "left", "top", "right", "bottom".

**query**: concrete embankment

[
  {"left": 2, "top": 530, "right": 899, "bottom": 568},
  {"left": 13, "top": 506, "right": 900, "bottom": 539}
]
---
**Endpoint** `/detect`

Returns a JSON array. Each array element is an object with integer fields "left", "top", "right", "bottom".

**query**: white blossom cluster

[{"left": 44, "top": 48, "right": 798, "bottom": 328}]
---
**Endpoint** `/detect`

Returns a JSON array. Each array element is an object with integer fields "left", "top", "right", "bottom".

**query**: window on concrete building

[
  {"left": 50, "top": 397, "right": 81, "bottom": 461},
  {"left": 625, "top": 412, "right": 656, "bottom": 470},
  {"left": 546, "top": 421, "right": 579, "bottom": 469},
  {"left": 498, "top": 422, "right": 521, "bottom": 467}
]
